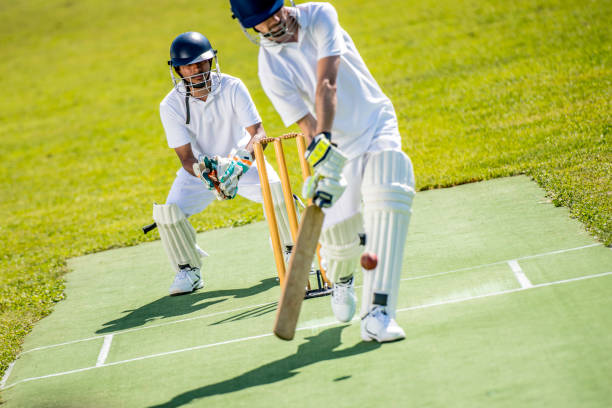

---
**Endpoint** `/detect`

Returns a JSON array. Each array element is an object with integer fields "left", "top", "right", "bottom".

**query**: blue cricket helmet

[
  {"left": 169, "top": 32, "right": 216, "bottom": 67},
  {"left": 230, "top": 0, "right": 285, "bottom": 28}
]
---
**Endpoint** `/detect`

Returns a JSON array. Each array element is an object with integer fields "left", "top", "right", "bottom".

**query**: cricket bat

[{"left": 273, "top": 204, "right": 325, "bottom": 340}]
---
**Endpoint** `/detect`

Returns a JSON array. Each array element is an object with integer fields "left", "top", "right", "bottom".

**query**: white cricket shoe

[
  {"left": 169, "top": 265, "right": 204, "bottom": 295},
  {"left": 361, "top": 306, "right": 406, "bottom": 343},
  {"left": 331, "top": 277, "right": 357, "bottom": 322}
]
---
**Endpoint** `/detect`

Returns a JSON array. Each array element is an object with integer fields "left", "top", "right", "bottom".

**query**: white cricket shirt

[
  {"left": 258, "top": 2, "right": 399, "bottom": 159},
  {"left": 160, "top": 74, "right": 261, "bottom": 159}
]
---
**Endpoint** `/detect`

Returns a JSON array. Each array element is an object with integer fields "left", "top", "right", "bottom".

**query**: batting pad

[
  {"left": 361, "top": 150, "right": 415, "bottom": 318},
  {"left": 153, "top": 203, "right": 203, "bottom": 273},
  {"left": 270, "top": 182, "right": 294, "bottom": 249},
  {"left": 319, "top": 212, "right": 365, "bottom": 283}
]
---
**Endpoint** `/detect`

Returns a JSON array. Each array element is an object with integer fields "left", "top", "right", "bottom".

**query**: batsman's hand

[
  {"left": 192, "top": 155, "right": 229, "bottom": 200},
  {"left": 305, "top": 132, "right": 347, "bottom": 180},
  {"left": 303, "top": 132, "right": 348, "bottom": 208},
  {"left": 302, "top": 174, "right": 346, "bottom": 208}
]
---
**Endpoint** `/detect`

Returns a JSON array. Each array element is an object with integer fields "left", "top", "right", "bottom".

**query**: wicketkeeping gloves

[
  {"left": 302, "top": 132, "right": 348, "bottom": 208},
  {"left": 193, "top": 150, "right": 253, "bottom": 201},
  {"left": 193, "top": 155, "right": 227, "bottom": 200},
  {"left": 217, "top": 148, "right": 253, "bottom": 199}
]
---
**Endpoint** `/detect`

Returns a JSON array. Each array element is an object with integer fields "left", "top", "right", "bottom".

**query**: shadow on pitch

[
  {"left": 148, "top": 325, "right": 380, "bottom": 408},
  {"left": 96, "top": 277, "right": 277, "bottom": 334}
]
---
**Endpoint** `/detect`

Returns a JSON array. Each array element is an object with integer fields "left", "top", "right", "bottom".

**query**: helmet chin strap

[
  {"left": 171, "top": 58, "right": 218, "bottom": 125},
  {"left": 184, "top": 96, "right": 191, "bottom": 125}
]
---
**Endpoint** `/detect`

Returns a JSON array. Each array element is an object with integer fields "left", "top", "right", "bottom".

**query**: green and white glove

[
  {"left": 217, "top": 148, "right": 253, "bottom": 199},
  {"left": 193, "top": 155, "right": 228, "bottom": 200}
]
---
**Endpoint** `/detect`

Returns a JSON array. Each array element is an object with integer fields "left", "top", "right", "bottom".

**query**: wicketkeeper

[
  {"left": 229, "top": 1, "right": 416, "bottom": 342},
  {"left": 155, "top": 31, "right": 293, "bottom": 295}
]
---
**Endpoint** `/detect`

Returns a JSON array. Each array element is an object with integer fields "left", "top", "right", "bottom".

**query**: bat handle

[{"left": 142, "top": 222, "right": 157, "bottom": 234}]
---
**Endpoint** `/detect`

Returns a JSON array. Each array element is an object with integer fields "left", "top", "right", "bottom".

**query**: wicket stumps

[{"left": 253, "top": 133, "right": 332, "bottom": 298}]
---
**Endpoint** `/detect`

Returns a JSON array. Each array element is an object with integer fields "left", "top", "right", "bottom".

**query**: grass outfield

[{"left": 0, "top": 0, "right": 610, "bottom": 383}]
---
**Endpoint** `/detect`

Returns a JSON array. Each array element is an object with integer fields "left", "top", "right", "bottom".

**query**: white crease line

[
  {"left": 4, "top": 270, "right": 611, "bottom": 391},
  {"left": 96, "top": 335, "right": 113, "bottom": 367},
  {"left": 0, "top": 362, "right": 15, "bottom": 389},
  {"left": 20, "top": 243, "right": 604, "bottom": 355},
  {"left": 508, "top": 260, "right": 533, "bottom": 288},
  {"left": 403, "top": 243, "right": 602, "bottom": 282},
  {"left": 397, "top": 271, "right": 611, "bottom": 313},
  {"left": 517, "top": 243, "right": 602, "bottom": 260},
  {"left": 3, "top": 333, "right": 274, "bottom": 390},
  {"left": 22, "top": 301, "right": 277, "bottom": 354}
]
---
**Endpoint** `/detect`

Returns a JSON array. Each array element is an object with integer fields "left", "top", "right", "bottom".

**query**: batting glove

[
  {"left": 305, "top": 132, "right": 347, "bottom": 180},
  {"left": 302, "top": 173, "right": 347, "bottom": 208},
  {"left": 303, "top": 132, "right": 348, "bottom": 208}
]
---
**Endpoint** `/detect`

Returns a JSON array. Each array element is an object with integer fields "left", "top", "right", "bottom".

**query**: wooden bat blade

[{"left": 273, "top": 204, "right": 325, "bottom": 340}]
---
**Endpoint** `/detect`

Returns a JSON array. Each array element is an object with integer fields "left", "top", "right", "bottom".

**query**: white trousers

[{"left": 322, "top": 132, "right": 403, "bottom": 229}]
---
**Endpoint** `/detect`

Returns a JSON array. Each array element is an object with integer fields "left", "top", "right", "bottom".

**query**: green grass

[{"left": 0, "top": 0, "right": 609, "bottom": 383}]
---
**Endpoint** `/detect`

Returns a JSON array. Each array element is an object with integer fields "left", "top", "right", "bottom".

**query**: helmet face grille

[
  {"left": 240, "top": 5, "right": 299, "bottom": 47},
  {"left": 169, "top": 56, "right": 222, "bottom": 100}
]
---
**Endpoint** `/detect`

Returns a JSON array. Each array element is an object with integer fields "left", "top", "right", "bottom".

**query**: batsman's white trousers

[
  {"left": 322, "top": 132, "right": 406, "bottom": 228},
  {"left": 166, "top": 160, "right": 280, "bottom": 217}
]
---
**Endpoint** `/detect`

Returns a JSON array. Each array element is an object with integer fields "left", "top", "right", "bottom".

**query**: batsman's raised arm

[
  {"left": 314, "top": 55, "right": 340, "bottom": 140},
  {"left": 296, "top": 55, "right": 340, "bottom": 144}
]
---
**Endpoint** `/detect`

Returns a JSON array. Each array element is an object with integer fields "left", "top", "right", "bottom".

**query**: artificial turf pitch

[{"left": 2, "top": 176, "right": 611, "bottom": 407}]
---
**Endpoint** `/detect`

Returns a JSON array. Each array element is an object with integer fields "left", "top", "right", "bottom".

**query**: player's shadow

[
  {"left": 96, "top": 278, "right": 277, "bottom": 334},
  {"left": 148, "top": 325, "right": 381, "bottom": 408}
]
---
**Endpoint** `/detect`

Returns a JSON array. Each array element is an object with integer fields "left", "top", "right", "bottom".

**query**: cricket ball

[{"left": 360, "top": 252, "right": 378, "bottom": 270}]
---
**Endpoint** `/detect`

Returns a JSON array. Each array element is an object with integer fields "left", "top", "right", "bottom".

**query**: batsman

[
  {"left": 155, "top": 31, "right": 294, "bottom": 295},
  {"left": 229, "top": 0, "right": 416, "bottom": 342}
]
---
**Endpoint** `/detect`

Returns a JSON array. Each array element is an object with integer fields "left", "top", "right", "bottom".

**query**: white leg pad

[
  {"left": 360, "top": 150, "right": 415, "bottom": 319},
  {"left": 319, "top": 212, "right": 365, "bottom": 283},
  {"left": 153, "top": 203, "right": 203, "bottom": 273},
  {"left": 270, "top": 182, "right": 294, "bottom": 248}
]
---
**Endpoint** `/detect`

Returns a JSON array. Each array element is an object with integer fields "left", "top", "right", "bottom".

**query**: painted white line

[
  {"left": 4, "top": 270, "right": 611, "bottom": 391},
  {"left": 3, "top": 332, "right": 274, "bottom": 390},
  {"left": 508, "top": 260, "right": 533, "bottom": 288},
  {"left": 403, "top": 243, "right": 602, "bottom": 282},
  {"left": 517, "top": 243, "right": 601, "bottom": 260},
  {"left": 96, "top": 335, "right": 113, "bottom": 367},
  {"left": 20, "top": 243, "right": 604, "bottom": 355},
  {"left": 22, "top": 301, "right": 277, "bottom": 354},
  {"left": 0, "top": 361, "right": 15, "bottom": 389},
  {"left": 397, "top": 271, "right": 611, "bottom": 313}
]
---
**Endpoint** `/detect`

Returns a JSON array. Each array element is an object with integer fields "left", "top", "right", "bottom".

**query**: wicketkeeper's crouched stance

[
  {"left": 155, "top": 31, "right": 293, "bottom": 295},
  {"left": 230, "top": 0, "right": 416, "bottom": 342}
]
